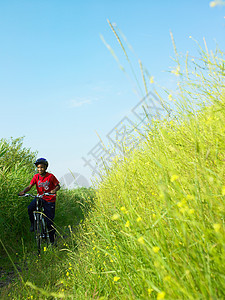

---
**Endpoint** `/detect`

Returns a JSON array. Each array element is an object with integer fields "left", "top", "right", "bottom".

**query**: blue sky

[{"left": 0, "top": 0, "right": 224, "bottom": 186}]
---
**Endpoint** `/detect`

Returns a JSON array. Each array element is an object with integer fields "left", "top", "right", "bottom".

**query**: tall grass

[
  {"left": 0, "top": 137, "right": 37, "bottom": 252},
  {"left": 54, "top": 95, "right": 224, "bottom": 299},
  {"left": 55, "top": 41, "right": 224, "bottom": 299}
]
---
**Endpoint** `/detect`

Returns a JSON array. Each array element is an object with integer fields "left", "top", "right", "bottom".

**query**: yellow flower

[
  {"left": 120, "top": 206, "right": 128, "bottom": 214},
  {"left": 148, "top": 288, "right": 153, "bottom": 295},
  {"left": 150, "top": 76, "right": 154, "bottom": 84},
  {"left": 180, "top": 207, "right": 187, "bottom": 214},
  {"left": 125, "top": 221, "right": 130, "bottom": 228},
  {"left": 113, "top": 276, "right": 120, "bottom": 282},
  {"left": 157, "top": 291, "right": 166, "bottom": 300},
  {"left": 213, "top": 223, "right": 221, "bottom": 232},
  {"left": 152, "top": 246, "right": 160, "bottom": 253},
  {"left": 154, "top": 261, "right": 160, "bottom": 268},
  {"left": 171, "top": 65, "right": 180, "bottom": 76},
  {"left": 177, "top": 201, "right": 183, "bottom": 208},
  {"left": 136, "top": 217, "right": 142, "bottom": 222},
  {"left": 66, "top": 272, "right": 69, "bottom": 277},
  {"left": 210, "top": 1, "right": 216, "bottom": 7},
  {"left": 210, "top": 0, "right": 225, "bottom": 7},
  {"left": 163, "top": 275, "right": 171, "bottom": 281},
  {"left": 168, "top": 94, "right": 173, "bottom": 101},
  {"left": 111, "top": 213, "right": 120, "bottom": 220},
  {"left": 171, "top": 174, "right": 179, "bottom": 182},
  {"left": 188, "top": 208, "right": 195, "bottom": 215},
  {"left": 43, "top": 247, "right": 47, "bottom": 252},
  {"left": 137, "top": 236, "right": 145, "bottom": 245},
  {"left": 222, "top": 186, "right": 225, "bottom": 196}
]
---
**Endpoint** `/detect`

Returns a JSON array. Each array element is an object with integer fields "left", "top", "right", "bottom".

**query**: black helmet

[{"left": 34, "top": 158, "right": 48, "bottom": 168}]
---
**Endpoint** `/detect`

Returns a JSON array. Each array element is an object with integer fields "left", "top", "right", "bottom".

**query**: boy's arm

[
  {"left": 50, "top": 184, "right": 60, "bottom": 194},
  {"left": 18, "top": 184, "right": 33, "bottom": 196}
]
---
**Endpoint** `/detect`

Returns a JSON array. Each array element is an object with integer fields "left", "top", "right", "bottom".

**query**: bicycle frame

[
  {"left": 34, "top": 195, "right": 50, "bottom": 253},
  {"left": 19, "top": 193, "right": 54, "bottom": 254}
]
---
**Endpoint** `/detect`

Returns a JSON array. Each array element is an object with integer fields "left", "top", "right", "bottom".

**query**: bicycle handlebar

[{"left": 18, "top": 193, "right": 56, "bottom": 198}]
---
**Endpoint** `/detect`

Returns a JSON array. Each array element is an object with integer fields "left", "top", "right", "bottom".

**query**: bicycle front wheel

[
  {"left": 42, "top": 218, "right": 50, "bottom": 246},
  {"left": 35, "top": 213, "right": 42, "bottom": 254}
]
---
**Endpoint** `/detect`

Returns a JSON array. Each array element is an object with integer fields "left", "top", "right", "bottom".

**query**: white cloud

[{"left": 69, "top": 98, "right": 91, "bottom": 108}]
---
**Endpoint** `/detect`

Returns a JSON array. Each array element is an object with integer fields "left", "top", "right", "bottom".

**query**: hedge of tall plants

[{"left": 0, "top": 137, "right": 37, "bottom": 253}]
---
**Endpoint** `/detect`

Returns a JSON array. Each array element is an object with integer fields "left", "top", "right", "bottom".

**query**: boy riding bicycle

[{"left": 18, "top": 158, "right": 60, "bottom": 244}]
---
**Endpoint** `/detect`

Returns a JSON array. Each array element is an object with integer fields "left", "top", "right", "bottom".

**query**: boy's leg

[
  {"left": 28, "top": 199, "right": 36, "bottom": 231},
  {"left": 43, "top": 201, "right": 56, "bottom": 244}
]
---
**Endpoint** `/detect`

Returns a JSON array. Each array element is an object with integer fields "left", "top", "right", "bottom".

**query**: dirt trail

[
  {"left": 0, "top": 261, "right": 22, "bottom": 290},
  {"left": 0, "top": 267, "right": 15, "bottom": 288}
]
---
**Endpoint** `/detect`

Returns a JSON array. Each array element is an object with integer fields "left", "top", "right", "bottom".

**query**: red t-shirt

[{"left": 30, "top": 172, "right": 59, "bottom": 202}]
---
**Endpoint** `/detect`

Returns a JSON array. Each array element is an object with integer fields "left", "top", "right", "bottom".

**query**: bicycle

[{"left": 19, "top": 193, "right": 55, "bottom": 254}]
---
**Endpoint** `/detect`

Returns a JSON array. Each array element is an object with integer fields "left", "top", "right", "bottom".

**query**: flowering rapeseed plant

[
  {"left": 209, "top": 0, "right": 225, "bottom": 7},
  {"left": 125, "top": 221, "right": 130, "bottom": 228},
  {"left": 213, "top": 224, "right": 221, "bottom": 232},
  {"left": 222, "top": 186, "right": 225, "bottom": 196},
  {"left": 171, "top": 174, "right": 179, "bottom": 182},
  {"left": 113, "top": 276, "right": 120, "bottom": 282},
  {"left": 111, "top": 213, "right": 120, "bottom": 220},
  {"left": 137, "top": 236, "right": 145, "bottom": 245},
  {"left": 152, "top": 246, "right": 160, "bottom": 253},
  {"left": 157, "top": 291, "right": 166, "bottom": 300}
]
